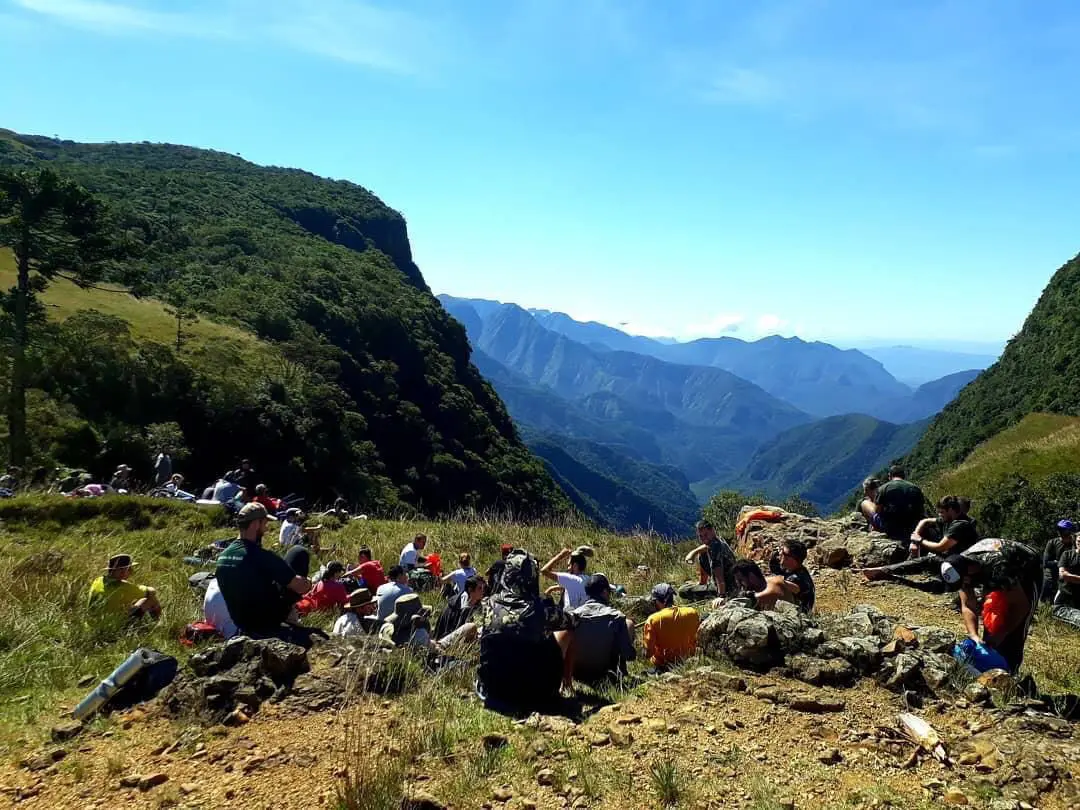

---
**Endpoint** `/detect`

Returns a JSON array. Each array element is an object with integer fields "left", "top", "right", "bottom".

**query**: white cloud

[
  {"left": 13, "top": 0, "right": 446, "bottom": 76},
  {"left": 756, "top": 314, "right": 784, "bottom": 333}
]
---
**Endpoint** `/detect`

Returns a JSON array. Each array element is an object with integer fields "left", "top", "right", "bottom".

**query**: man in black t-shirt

[
  {"left": 754, "top": 539, "right": 815, "bottom": 613},
  {"left": 873, "top": 466, "right": 926, "bottom": 541},
  {"left": 215, "top": 503, "right": 311, "bottom": 640},
  {"left": 1052, "top": 531, "right": 1080, "bottom": 630},
  {"left": 862, "top": 495, "right": 978, "bottom": 591},
  {"left": 1043, "top": 520, "right": 1076, "bottom": 602}
]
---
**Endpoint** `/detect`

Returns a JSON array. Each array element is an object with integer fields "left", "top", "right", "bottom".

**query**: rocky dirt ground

[{"left": 3, "top": 516, "right": 1080, "bottom": 810}]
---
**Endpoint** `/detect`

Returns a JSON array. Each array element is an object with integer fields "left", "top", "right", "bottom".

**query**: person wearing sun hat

[
  {"left": 333, "top": 588, "right": 378, "bottom": 637},
  {"left": 88, "top": 553, "right": 161, "bottom": 619},
  {"left": 378, "top": 592, "right": 438, "bottom": 652}
]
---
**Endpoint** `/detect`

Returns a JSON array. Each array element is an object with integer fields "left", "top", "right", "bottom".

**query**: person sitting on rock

[
  {"left": 684, "top": 520, "right": 736, "bottom": 597},
  {"left": 484, "top": 544, "right": 514, "bottom": 596},
  {"left": 333, "top": 588, "right": 379, "bottom": 637},
  {"left": 344, "top": 546, "right": 386, "bottom": 592},
  {"left": 873, "top": 466, "right": 927, "bottom": 543},
  {"left": 860, "top": 496, "right": 979, "bottom": 589},
  {"left": 643, "top": 583, "right": 699, "bottom": 672},
  {"left": 753, "top": 539, "right": 815, "bottom": 613},
  {"left": 858, "top": 477, "right": 884, "bottom": 532},
  {"left": 541, "top": 546, "right": 592, "bottom": 609},
  {"left": 939, "top": 538, "right": 1042, "bottom": 674},
  {"left": 557, "top": 573, "right": 636, "bottom": 689},
  {"left": 296, "top": 561, "right": 349, "bottom": 615},
  {"left": 477, "top": 549, "right": 568, "bottom": 711},
  {"left": 399, "top": 533, "right": 428, "bottom": 571},
  {"left": 441, "top": 552, "right": 478, "bottom": 597},
  {"left": 88, "top": 553, "right": 161, "bottom": 620},
  {"left": 375, "top": 565, "right": 414, "bottom": 622},
  {"left": 214, "top": 502, "right": 313, "bottom": 644},
  {"left": 1043, "top": 519, "right": 1076, "bottom": 603},
  {"left": 434, "top": 574, "right": 486, "bottom": 648}
]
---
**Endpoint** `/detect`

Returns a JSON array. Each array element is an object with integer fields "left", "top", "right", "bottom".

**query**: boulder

[
  {"left": 814, "top": 636, "right": 884, "bottom": 674},
  {"left": 698, "top": 602, "right": 819, "bottom": 670},
  {"left": 617, "top": 595, "right": 656, "bottom": 623},
  {"left": 912, "top": 626, "right": 957, "bottom": 655},
  {"left": 816, "top": 534, "right": 906, "bottom": 569},
  {"left": 879, "top": 652, "right": 925, "bottom": 691},
  {"left": 820, "top": 604, "right": 896, "bottom": 644}
]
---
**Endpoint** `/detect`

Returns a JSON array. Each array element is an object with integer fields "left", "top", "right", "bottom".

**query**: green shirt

[
  {"left": 875, "top": 479, "right": 925, "bottom": 538},
  {"left": 215, "top": 539, "right": 296, "bottom": 635}
]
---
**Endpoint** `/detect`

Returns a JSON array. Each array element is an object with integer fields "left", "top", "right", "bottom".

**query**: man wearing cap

[
  {"left": 684, "top": 520, "right": 736, "bottom": 596},
  {"left": 643, "top": 583, "right": 700, "bottom": 671},
  {"left": 88, "top": 554, "right": 161, "bottom": 619},
  {"left": 215, "top": 502, "right": 312, "bottom": 641},
  {"left": 939, "top": 538, "right": 1041, "bottom": 674},
  {"left": 558, "top": 573, "right": 636, "bottom": 688},
  {"left": 541, "top": 546, "right": 591, "bottom": 609},
  {"left": 333, "top": 589, "right": 378, "bottom": 637},
  {"left": 1043, "top": 520, "right": 1076, "bottom": 602},
  {"left": 484, "top": 544, "right": 514, "bottom": 596}
]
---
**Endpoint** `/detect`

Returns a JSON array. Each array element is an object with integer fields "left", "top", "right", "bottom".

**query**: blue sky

[{"left": 3, "top": 0, "right": 1078, "bottom": 347}]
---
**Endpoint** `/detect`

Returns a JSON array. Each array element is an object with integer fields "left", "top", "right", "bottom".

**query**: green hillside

[
  {"left": 729, "top": 414, "right": 928, "bottom": 513},
  {"left": 0, "top": 132, "right": 567, "bottom": 517},
  {"left": 907, "top": 252, "right": 1080, "bottom": 478}
]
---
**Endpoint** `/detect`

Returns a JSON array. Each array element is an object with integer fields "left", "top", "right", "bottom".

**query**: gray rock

[
  {"left": 50, "top": 720, "right": 83, "bottom": 742},
  {"left": 815, "top": 636, "right": 884, "bottom": 674},
  {"left": 913, "top": 626, "right": 957, "bottom": 655},
  {"left": 881, "top": 653, "right": 924, "bottom": 691},
  {"left": 788, "top": 654, "right": 856, "bottom": 687},
  {"left": 816, "top": 534, "right": 906, "bottom": 569},
  {"left": 698, "top": 603, "right": 818, "bottom": 670},
  {"left": 617, "top": 595, "right": 656, "bottom": 622},
  {"left": 965, "top": 682, "right": 993, "bottom": 705}
]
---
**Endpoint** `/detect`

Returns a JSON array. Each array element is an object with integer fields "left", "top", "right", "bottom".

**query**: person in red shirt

[
  {"left": 296, "top": 562, "right": 348, "bottom": 615},
  {"left": 346, "top": 547, "right": 387, "bottom": 592},
  {"left": 252, "top": 484, "right": 282, "bottom": 514}
]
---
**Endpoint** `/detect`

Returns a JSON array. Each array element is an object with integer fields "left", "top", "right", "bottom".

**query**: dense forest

[{"left": 0, "top": 131, "right": 568, "bottom": 517}]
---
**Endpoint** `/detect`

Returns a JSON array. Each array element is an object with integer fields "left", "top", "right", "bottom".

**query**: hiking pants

[{"left": 881, "top": 555, "right": 952, "bottom": 595}]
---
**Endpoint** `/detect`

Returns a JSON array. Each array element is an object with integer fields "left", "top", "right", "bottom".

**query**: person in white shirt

[
  {"left": 399, "top": 533, "right": 428, "bottom": 569},
  {"left": 333, "top": 588, "right": 378, "bottom": 637},
  {"left": 541, "top": 547, "right": 591, "bottom": 610},
  {"left": 202, "top": 577, "right": 238, "bottom": 639},
  {"left": 279, "top": 508, "right": 305, "bottom": 548},
  {"left": 375, "top": 565, "right": 414, "bottom": 622},
  {"left": 441, "top": 552, "right": 478, "bottom": 596}
]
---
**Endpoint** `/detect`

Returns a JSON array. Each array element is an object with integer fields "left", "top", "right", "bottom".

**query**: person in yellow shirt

[
  {"left": 88, "top": 554, "right": 161, "bottom": 619},
  {"left": 643, "top": 583, "right": 699, "bottom": 671}
]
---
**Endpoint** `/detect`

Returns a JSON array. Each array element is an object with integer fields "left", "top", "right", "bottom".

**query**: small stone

[
  {"left": 789, "top": 696, "right": 846, "bottom": 713},
  {"left": 752, "top": 687, "right": 780, "bottom": 703},
  {"left": 615, "top": 715, "right": 640, "bottom": 725},
  {"left": 492, "top": 786, "right": 513, "bottom": 802},
  {"left": 943, "top": 788, "right": 969, "bottom": 805},
  {"left": 225, "top": 789, "right": 236, "bottom": 800},
  {"left": 50, "top": 720, "right": 83, "bottom": 742},
  {"left": 706, "top": 672, "right": 747, "bottom": 691},
  {"left": 608, "top": 727, "right": 631, "bottom": 747},
  {"left": 536, "top": 768, "right": 555, "bottom": 786},
  {"left": 589, "top": 733, "right": 611, "bottom": 747},
  {"left": 957, "top": 752, "right": 980, "bottom": 766},
  {"left": 645, "top": 719, "right": 667, "bottom": 733},
  {"left": 705, "top": 725, "right": 717, "bottom": 735},
  {"left": 483, "top": 733, "right": 509, "bottom": 751},
  {"left": 817, "top": 748, "right": 842, "bottom": 765},
  {"left": 723, "top": 719, "right": 739, "bottom": 731},
  {"left": 138, "top": 773, "right": 169, "bottom": 791},
  {"left": 964, "top": 683, "right": 992, "bottom": 705},
  {"left": 521, "top": 801, "right": 538, "bottom": 810},
  {"left": 180, "top": 783, "right": 198, "bottom": 795},
  {"left": 225, "top": 708, "right": 250, "bottom": 726},
  {"left": 118, "top": 775, "right": 141, "bottom": 789},
  {"left": 77, "top": 675, "right": 96, "bottom": 688}
]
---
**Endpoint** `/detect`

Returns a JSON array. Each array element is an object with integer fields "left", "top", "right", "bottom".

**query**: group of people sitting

[{"left": 853, "top": 465, "right": 1080, "bottom": 675}]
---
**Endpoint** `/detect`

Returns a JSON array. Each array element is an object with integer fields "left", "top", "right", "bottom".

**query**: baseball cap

[
  {"left": 650, "top": 582, "right": 675, "bottom": 605},
  {"left": 237, "top": 502, "right": 269, "bottom": 525},
  {"left": 1057, "top": 519, "right": 1076, "bottom": 533},
  {"left": 940, "top": 554, "right": 970, "bottom": 589}
]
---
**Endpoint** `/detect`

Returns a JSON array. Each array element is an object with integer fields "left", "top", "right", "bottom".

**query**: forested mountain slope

[{"left": 0, "top": 131, "right": 567, "bottom": 516}]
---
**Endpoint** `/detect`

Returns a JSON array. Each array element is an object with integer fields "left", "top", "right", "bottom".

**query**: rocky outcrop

[
  {"left": 737, "top": 510, "right": 908, "bottom": 570},
  {"left": 698, "top": 601, "right": 963, "bottom": 695}
]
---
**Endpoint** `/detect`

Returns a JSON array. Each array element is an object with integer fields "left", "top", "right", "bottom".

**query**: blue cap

[{"left": 1058, "top": 519, "right": 1076, "bottom": 533}]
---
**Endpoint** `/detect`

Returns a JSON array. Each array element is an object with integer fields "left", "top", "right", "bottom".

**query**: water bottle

[{"left": 72, "top": 648, "right": 152, "bottom": 720}]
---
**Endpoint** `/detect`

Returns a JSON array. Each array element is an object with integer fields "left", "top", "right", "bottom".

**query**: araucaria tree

[{"left": 0, "top": 168, "right": 113, "bottom": 465}]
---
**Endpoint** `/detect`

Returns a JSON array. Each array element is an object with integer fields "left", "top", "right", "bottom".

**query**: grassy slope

[
  {"left": 931, "top": 413, "right": 1080, "bottom": 496},
  {"left": 0, "top": 496, "right": 681, "bottom": 756},
  {"left": 0, "top": 249, "right": 275, "bottom": 369}
]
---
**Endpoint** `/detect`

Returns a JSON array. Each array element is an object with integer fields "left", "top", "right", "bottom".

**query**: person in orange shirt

[{"left": 642, "top": 583, "right": 700, "bottom": 672}]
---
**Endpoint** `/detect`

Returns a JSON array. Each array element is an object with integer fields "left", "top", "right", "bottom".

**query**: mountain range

[{"left": 441, "top": 295, "right": 984, "bottom": 533}]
